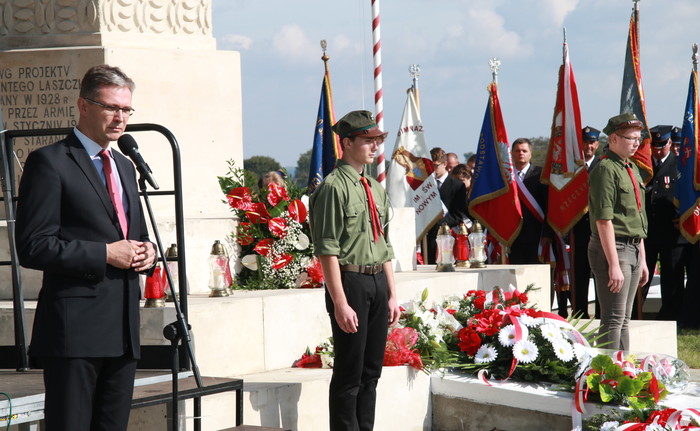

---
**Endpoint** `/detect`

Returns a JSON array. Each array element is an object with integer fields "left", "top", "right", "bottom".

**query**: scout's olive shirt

[
  {"left": 588, "top": 150, "right": 648, "bottom": 238},
  {"left": 310, "top": 160, "right": 394, "bottom": 265}
]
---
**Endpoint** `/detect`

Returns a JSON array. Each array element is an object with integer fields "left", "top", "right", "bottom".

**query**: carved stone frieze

[{"left": 0, "top": 0, "right": 211, "bottom": 38}]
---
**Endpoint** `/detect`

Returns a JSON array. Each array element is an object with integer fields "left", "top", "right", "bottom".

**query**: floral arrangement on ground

[
  {"left": 295, "top": 285, "right": 693, "bottom": 417},
  {"left": 296, "top": 284, "right": 589, "bottom": 381},
  {"left": 218, "top": 160, "right": 323, "bottom": 290}
]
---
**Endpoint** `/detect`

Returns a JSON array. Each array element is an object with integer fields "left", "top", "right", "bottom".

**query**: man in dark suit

[
  {"left": 569, "top": 126, "right": 601, "bottom": 318},
  {"left": 509, "top": 138, "right": 549, "bottom": 264},
  {"left": 425, "top": 147, "right": 468, "bottom": 264},
  {"left": 15, "top": 65, "right": 156, "bottom": 431},
  {"left": 638, "top": 125, "right": 687, "bottom": 321}
]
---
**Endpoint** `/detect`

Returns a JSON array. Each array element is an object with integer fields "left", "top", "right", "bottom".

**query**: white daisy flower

[
  {"left": 551, "top": 339, "right": 575, "bottom": 362},
  {"left": 498, "top": 325, "right": 517, "bottom": 347},
  {"left": 513, "top": 339, "right": 538, "bottom": 363},
  {"left": 540, "top": 324, "right": 563, "bottom": 343},
  {"left": 474, "top": 344, "right": 498, "bottom": 364},
  {"left": 600, "top": 422, "right": 619, "bottom": 431}
]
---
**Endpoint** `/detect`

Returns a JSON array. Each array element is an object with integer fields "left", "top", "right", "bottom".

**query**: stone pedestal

[{"left": 0, "top": 0, "right": 242, "bottom": 297}]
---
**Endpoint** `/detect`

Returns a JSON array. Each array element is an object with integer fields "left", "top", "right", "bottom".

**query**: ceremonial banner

[
  {"left": 676, "top": 70, "right": 700, "bottom": 243},
  {"left": 468, "top": 82, "right": 522, "bottom": 246},
  {"left": 387, "top": 88, "right": 442, "bottom": 241},
  {"left": 619, "top": 4, "right": 653, "bottom": 182},
  {"left": 308, "top": 63, "right": 340, "bottom": 193},
  {"left": 541, "top": 40, "right": 589, "bottom": 235}
]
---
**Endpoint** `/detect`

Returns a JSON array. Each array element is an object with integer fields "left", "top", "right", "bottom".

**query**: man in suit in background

[
  {"left": 425, "top": 147, "right": 468, "bottom": 264},
  {"left": 637, "top": 125, "right": 686, "bottom": 321},
  {"left": 446, "top": 152, "right": 460, "bottom": 173},
  {"left": 569, "top": 126, "right": 601, "bottom": 318},
  {"left": 15, "top": 65, "right": 156, "bottom": 431},
  {"left": 509, "top": 138, "right": 549, "bottom": 264}
]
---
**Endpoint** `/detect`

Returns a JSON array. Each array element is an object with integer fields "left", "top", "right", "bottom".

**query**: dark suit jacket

[
  {"left": 509, "top": 165, "right": 550, "bottom": 264},
  {"left": 15, "top": 131, "right": 149, "bottom": 359}
]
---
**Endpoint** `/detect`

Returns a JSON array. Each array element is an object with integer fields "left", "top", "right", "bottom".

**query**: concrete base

[{"left": 431, "top": 370, "right": 700, "bottom": 431}]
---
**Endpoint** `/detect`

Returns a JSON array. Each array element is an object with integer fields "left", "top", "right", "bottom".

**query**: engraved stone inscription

[{"left": 0, "top": 63, "right": 80, "bottom": 165}]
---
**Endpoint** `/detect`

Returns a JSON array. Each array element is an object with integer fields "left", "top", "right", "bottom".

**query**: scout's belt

[
  {"left": 592, "top": 234, "right": 642, "bottom": 245},
  {"left": 615, "top": 236, "right": 642, "bottom": 245},
  {"left": 339, "top": 264, "right": 383, "bottom": 275}
]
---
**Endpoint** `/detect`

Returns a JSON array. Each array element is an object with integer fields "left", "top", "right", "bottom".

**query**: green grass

[{"left": 678, "top": 328, "right": 700, "bottom": 368}]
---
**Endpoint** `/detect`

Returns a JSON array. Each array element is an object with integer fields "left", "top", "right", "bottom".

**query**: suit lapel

[{"left": 65, "top": 133, "right": 124, "bottom": 238}]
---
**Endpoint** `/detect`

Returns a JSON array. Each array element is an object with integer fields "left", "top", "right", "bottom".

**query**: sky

[{"left": 212, "top": 0, "right": 700, "bottom": 170}]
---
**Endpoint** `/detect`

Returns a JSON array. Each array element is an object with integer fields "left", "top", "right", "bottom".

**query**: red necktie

[
  {"left": 625, "top": 163, "right": 642, "bottom": 211},
  {"left": 99, "top": 149, "right": 129, "bottom": 238},
  {"left": 360, "top": 177, "right": 384, "bottom": 243}
]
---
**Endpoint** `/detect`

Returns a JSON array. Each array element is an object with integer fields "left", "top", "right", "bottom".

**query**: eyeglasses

[
  {"left": 84, "top": 98, "right": 135, "bottom": 117},
  {"left": 616, "top": 134, "right": 642, "bottom": 143}
]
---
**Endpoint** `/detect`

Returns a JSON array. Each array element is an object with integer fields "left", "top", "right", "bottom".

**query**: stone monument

[{"left": 0, "top": 0, "right": 242, "bottom": 297}]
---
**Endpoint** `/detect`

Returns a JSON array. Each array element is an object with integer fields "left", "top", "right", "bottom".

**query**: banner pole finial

[
  {"left": 693, "top": 43, "right": 698, "bottom": 72},
  {"left": 409, "top": 64, "right": 421, "bottom": 91},
  {"left": 489, "top": 58, "right": 501, "bottom": 83}
]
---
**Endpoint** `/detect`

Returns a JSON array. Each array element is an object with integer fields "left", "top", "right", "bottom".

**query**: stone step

[{"left": 158, "top": 366, "right": 431, "bottom": 431}]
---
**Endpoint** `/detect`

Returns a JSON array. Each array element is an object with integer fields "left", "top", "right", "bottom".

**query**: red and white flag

[{"left": 541, "top": 39, "right": 589, "bottom": 235}]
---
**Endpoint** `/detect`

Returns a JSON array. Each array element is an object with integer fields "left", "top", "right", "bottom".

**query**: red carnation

[
  {"left": 457, "top": 327, "right": 482, "bottom": 356},
  {"left": 473, "top": 309, "right": 502, "bottom": 336},
  {"left": 227, "top": 186, "right": 253, "bottom": 211}
]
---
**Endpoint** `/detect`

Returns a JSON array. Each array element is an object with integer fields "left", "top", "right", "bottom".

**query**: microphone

[{"left": 117, "top": 134, "right": 160, "bottom": 190}]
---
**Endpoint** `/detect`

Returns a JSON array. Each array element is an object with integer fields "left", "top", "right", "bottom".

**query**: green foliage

[
  {"left": 243, "top": 155, "right": 282, "bottom": 180},
  {"left": 584, "top": 353, "right": 668, "bottom": 410},
  {"left": 527, "top": 136, "right": 550, "bottom": 166},
  {"left": 293, "top": 149, "right": 312, "bottom": 187}
]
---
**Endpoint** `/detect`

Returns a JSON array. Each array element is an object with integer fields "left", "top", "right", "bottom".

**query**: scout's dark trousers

[{"left": 326, "top": 271, "right": 389, "bottom": 431}]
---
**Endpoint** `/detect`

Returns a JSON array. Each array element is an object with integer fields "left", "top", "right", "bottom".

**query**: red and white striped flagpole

[{"left": 371, "top": 0, "right": 386, "bottom": 186}]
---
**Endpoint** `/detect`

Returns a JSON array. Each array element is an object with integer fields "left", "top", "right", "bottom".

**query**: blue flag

[
  {"left": 676, "top": 70, "right": 700, "bottom": 243},
  {"left": 468, "top": 82, "right": 522, "bottom": 247},
  {"left": 308, "top": 69, "right": 340, "bottom": 193}
]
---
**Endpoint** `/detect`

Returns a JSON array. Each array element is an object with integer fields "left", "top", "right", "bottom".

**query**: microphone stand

[{"left": 137, "top": 176, "right": 202, "bottom": 431}]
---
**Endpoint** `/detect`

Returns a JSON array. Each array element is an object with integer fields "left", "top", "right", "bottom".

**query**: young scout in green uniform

[
  {"left": 309, "top": 110, "right": 400, "bottom": 431},
  {"left": 588, "top": 113, "right": 649, "bottom": 351}
]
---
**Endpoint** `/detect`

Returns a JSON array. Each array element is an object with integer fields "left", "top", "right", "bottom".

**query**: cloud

[
  {"left": 271, "top": 24, "right": 317, "bottom": 63},
  {"left": 461, "top": 8, "right": 532, "bottom": 58},
  {"left": 540, "top": 0, "right": 579, "bottom": 28},
  {"left": 219, "top": 34, "right": 253, "bottom": 51}
]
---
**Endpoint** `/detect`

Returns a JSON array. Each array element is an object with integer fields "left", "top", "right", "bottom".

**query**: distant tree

[
  {"left": 244, "top": 156, "right": 281, "bottom": 181},
  {"left": 293, "top": 149, "right": 312, "bottom": 187},
  {"left": 463, "top": 151, "right": 475, "bottom": 163},
  {"left": 527, "top": 136, "right": 550, "bottom": 167}
]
